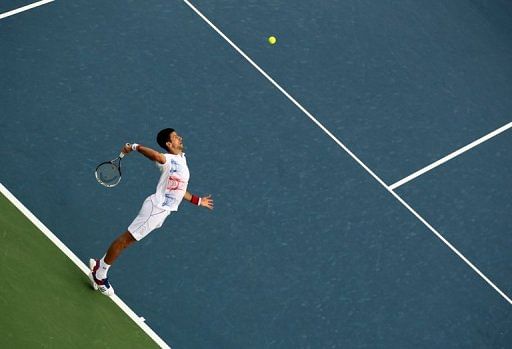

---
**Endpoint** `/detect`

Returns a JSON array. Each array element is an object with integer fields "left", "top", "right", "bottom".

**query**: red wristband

[{"left": 190, "top": 195, "right": 200, "bottom": 206}]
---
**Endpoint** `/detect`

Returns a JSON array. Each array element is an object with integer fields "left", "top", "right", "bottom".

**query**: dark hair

[{"left": 156, "top": 128, "right": 175, "bottom": 150}]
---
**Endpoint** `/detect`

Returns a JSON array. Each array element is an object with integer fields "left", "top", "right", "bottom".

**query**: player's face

[{"left": 170, "top": 131, "right": 184, "bottom": 151}]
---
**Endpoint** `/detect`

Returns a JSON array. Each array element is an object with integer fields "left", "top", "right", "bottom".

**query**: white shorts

[{"left": 128, "top": 196, "right": 171, "bottom": 241}]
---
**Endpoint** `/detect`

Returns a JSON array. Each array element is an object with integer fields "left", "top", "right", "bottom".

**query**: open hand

[{"left": 201, "top": 194, "right": 214, "bottom": 210}]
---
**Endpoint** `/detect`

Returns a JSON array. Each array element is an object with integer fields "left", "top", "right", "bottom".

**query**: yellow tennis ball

[{"left": 268, "top": 36, "right": 277, "bottom": 45}]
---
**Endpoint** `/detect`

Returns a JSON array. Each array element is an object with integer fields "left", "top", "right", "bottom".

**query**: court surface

[{"left": 1, "top": 1, "right": 511, "bottom": 348}]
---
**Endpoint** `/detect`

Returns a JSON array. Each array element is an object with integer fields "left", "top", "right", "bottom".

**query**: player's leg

[
  {"left": 89, "top": 197, "right": 170, "bottom": 296},
  {"left": 94, "top": 230, "right": 136, "bottom": 279},
  {"left": 88, "top": 231, "right": 136, "bottom": 296},
  {"left": 104, "top": 231, "right": 136, "bottom": 265}
]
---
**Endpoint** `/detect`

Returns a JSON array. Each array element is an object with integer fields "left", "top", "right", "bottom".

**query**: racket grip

[{"left": 119, "top": 143, "right": 131, "bottom": 158}]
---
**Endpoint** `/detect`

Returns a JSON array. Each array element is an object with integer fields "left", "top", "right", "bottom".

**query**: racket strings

[{"left": 95, "top": 162, "right": 121, "bottom": 187}]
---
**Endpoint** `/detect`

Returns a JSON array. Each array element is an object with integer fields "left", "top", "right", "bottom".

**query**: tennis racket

[{"left": 95, "top": 146, "right": 128, "bottom": 187}]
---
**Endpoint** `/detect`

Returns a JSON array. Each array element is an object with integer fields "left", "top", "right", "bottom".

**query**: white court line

[
  {"left": 0, "top": 0, "right": 54, "bottom": 20},
  {"left": 390, "top": 122, "right": 512, "bottom": 190},
  {"left": 182, "top": 0, "right": 512, "bottom": 305},
  {"left": 0, "top": 183, "right": 171, "bottom": 349}
]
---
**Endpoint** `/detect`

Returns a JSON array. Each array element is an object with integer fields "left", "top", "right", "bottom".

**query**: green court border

[{"left": 0, "top": 183, "right": 170, "bottom": 348}]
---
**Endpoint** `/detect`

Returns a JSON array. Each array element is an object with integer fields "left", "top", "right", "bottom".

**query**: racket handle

[{"left": 119, "top": 143, "right": 131, "bottom": 158}]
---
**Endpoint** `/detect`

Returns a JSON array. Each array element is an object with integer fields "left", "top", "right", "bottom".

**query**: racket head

[{"left": 95, "top": 159, "right": 122, "bottom": 187}]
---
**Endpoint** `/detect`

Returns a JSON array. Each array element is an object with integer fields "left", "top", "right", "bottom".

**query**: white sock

[{"left": 96, "top": 256, "right": 111, "bottom": 280}]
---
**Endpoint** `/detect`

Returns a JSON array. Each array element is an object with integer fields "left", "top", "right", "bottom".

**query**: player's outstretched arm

[
  {"left": 122, "top": 143, "right": 166, "bottom": 164},
  {"left": 184, "top": 192, "right": 214, "bottom": 210}
]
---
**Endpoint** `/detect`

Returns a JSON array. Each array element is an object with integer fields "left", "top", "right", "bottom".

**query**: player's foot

[{"left": 88, "top": 258, "right": 115, "bottom": 297}]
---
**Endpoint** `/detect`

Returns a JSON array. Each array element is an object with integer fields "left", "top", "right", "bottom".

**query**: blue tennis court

[{"left": 1, "top": 1, "right": 511, "bottom": 348}]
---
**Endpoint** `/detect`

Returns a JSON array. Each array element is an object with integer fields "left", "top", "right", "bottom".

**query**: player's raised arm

[{"left": 122, "top": 143, "right": 166, "bottom": 164}]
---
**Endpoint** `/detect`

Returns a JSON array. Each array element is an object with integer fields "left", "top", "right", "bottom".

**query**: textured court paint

[
  {"left": 397, "top": 131, "right": 512, "bottom": 299},
  {"left": 192, "top": 0, "right": 512, "bottom": 184},
  {"left": 0, "top": 194, "right": 159, "bottom": 348},
  {"left": 183, "top": 0, "right": 511, "bottom": 305},
  {"left": 1, "top": 0, "right": 512, "bottom": 348}
]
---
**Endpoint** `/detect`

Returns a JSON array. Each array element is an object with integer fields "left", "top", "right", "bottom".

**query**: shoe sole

[{"left": 88, "top": 259, "right": 99, "bottom": 291}]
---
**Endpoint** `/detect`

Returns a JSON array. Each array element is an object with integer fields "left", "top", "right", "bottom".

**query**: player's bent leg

[
  {"left": 104, "top": 231, "right": 137, "bottom": 265},
  {"left": 89, "top": 231, "right": 136, "bottom": 297},
  {"left": 88, "top": 200, "right": 169, "bottom": 296}
]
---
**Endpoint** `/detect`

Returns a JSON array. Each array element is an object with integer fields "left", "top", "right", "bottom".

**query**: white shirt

[{"left": 150, "top": 153, "right": 190, "bottom": 211}]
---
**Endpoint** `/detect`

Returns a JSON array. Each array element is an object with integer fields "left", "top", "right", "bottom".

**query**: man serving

[{"left": 89, "top": 128, "right": 214, "bottom": 296}]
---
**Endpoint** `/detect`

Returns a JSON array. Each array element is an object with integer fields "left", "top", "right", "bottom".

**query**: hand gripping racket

[{"left": 95, "top": 145, "right": 128, "bottom": 187}]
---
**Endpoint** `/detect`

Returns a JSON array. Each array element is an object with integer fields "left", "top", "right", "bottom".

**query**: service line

[
  {"left": 390, "top": 122, "right": 512, "bottom": 190},
  {"left": 183, "top": 0, "right": 512, "bottom": 305},
  {"left": 0, "top": 0, "right": 54, "bottom": 20}
]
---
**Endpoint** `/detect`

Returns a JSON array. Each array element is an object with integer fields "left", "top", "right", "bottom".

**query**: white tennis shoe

[{"left": 88, "top": 258, "right": 115, "bottom": 297}]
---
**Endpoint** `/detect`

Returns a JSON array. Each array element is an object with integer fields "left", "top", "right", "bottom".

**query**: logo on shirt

[
  {"left": 166, "top": 175, "right": 185, "bottom": 191},
  {"left": 163, "top": 194, "right": 176, "bottom": 207},
  {"left": 170, "top": 160, "right": 179, "bottom": 174},
  {"left": 166, "top": 159, "right": 187, "bottom": 191}
]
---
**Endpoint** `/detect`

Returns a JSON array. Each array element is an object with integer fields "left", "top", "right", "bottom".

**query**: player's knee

[
  {"left": 122, "top": 231, "right": 136, "bottom": 247},
  {"left": 113, "top": 232, "right": 136, "bottom": 249}
]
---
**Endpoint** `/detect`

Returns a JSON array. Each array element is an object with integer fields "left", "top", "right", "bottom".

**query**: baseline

[{"left": 0, "top": 183, "right": 171, "bottom": 349}]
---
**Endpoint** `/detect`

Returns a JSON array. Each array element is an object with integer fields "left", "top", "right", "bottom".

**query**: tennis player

[{"left": 89, "top": 128, "right": 214, "bottom": 296}]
